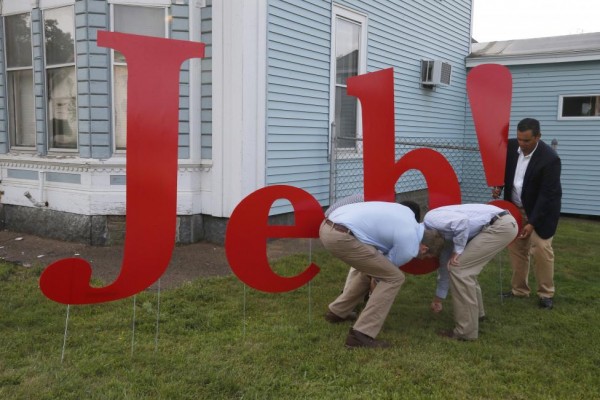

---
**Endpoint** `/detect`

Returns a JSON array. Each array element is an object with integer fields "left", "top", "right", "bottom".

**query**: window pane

[
  {"left": 114, "top": 5, "right": 165, "bottom": 63},
  {"left": 335, "top": 18, "right": 360, "bottom": 85},
  {"left": 112, "top": 5, "right": 166, "bottom": 149},
  {"left": 8, "top": 70, "right": 36, "bottom": 147},
  {"left": 114, "top": 65, "right": 128, "bottom": 150},
  {"left": 335, "top": 86, "right": 358, "bottom": 148},
  {"left": 44, "top": 7, "right": 75, "bottom": 66},
  {"left": 5, "top": 13, "right": 32, "bottom": 68},
  {"left": 562, "top": 96, "right": 600, "bottom": 117},
  {"left": 47, "top": 67, "right": 77, "bottom": 149},
  {"left": 334, "top": 16, "right": 361, "bottom": 148}
]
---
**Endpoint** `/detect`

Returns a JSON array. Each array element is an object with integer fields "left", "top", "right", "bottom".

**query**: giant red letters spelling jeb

[{"left": 39, "top": 33, "right": 516, "bottom": 304}]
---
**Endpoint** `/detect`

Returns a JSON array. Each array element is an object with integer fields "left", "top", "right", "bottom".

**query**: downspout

[
  {"left": 329, "top": 121, "right": 336, "bottom": 206},
  {"left": 24, "top": 171, "right": 48, "bottom": 207},
  {"left": 24, "top": 191, "right": 47, "bottom": 207}
]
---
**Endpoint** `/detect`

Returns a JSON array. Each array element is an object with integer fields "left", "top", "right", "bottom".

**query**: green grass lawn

[{"left": 1, "top": 217, "right": 599, "bottom": 399}]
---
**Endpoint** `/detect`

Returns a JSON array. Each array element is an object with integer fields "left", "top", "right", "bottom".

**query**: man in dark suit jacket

[{"left": 492, "top": 118, "right": 562, "bottom": 309}]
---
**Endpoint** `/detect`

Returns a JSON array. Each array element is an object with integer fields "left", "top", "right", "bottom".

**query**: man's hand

[
  {"left": 491, "top": 186, "right": 503, "bottom": 199},
  {"left": 518, "top": 223, "right": 534, "bottom": 239},
  {"left": 430, "top": 296, "right": 443, "bottom": 313},
  {"left": 449, "top": 252, "right": 460, "bottom": 266}
]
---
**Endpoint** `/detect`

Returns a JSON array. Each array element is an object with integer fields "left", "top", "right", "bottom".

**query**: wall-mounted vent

[{"left": 421, "top": 60, "right": 452, "bottom": 87}]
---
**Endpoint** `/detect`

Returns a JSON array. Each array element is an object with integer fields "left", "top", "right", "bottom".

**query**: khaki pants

[
  {"left": 343, "top": 267, "right": 360, "bottom": 293},
  {"left": 449, "top": 215, "right": 518, "bottom": 339},
  {"left": 320, "top": 221, "right": 405, "bottom": 338},
  {"left": 508, "top": 209, "right": 555, "bottom": 298}
]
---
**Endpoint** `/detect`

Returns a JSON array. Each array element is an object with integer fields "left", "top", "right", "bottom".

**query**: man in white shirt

[
  {"left": 493, "top": 118, "right": 562, "bottom": 310},
  {"left": 320, "top": 201, "right": 444, "bottom": 348},
  {"left": 424, "top": 204, "right": 518, "bottom": 340}
]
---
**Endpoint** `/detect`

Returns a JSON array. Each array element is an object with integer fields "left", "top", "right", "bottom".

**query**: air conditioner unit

[{"left": 421, "top": 60, "right": 452, "bottom": 87}]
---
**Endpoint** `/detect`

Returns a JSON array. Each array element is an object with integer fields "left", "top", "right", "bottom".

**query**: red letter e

[{"left": 225, "top": 186, "right": 324, "bottom": 292}]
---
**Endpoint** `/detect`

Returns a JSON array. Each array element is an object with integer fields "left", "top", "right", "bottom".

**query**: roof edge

[{"left": 466, "top": 51, "right": 600, "bottom": 67}]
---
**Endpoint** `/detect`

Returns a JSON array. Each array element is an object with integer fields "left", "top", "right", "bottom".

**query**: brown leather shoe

[
  {"left": 345, "top": 328, "right": 390, "bottom": 349},
  {"left": 324, "top": 310, "right": 357, "bottom": 323},
  {"left": 437, "top": 329, "right": 470, "bottom": 341}
]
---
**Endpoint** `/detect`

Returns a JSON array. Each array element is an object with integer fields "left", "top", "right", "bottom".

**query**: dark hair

[
  {"left": 421, "top": 229, "right": 445, "bottom": 258},
  {"left": 517, "top": 118, "right": 541, "bottom": 136},
  {"left": 400, "top": 200, "right": 421, "bottom": 221}
]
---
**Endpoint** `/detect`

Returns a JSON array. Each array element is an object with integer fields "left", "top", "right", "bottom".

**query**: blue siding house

[
  {"left": 467, "top": 32, "right": 600, "bottom": 216},
  {"left": 0, "top": 0, "right": 474, "bottom": 244}
]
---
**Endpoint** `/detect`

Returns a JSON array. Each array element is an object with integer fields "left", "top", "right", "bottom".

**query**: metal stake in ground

[{"left": 61, "top": 305, "right": 70, "bottom": 363}]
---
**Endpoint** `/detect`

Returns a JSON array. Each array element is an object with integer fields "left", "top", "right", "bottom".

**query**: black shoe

[
  {"left": 324, "top": 310, "right": 357, "bottom": 323},
  {"left": 539, "top": 297, "right": 553, "bottom": 309},
  {"left": 478, "top": 316, "right": 487, "bottom": 323},
  {"left": 345, "top": 328, "right": 390, "bottom": 349}
]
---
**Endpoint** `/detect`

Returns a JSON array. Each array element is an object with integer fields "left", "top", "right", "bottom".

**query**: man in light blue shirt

[
  {"left": 424, "top": 204, "right": 518, "bottom": 340},
  {"left": 325, "top": 194, "right": 421, "bottom": 294},
  {"left": 320, "top": 201, "right": 444, "bottom": 349},
  {"left": 427, "top": 204, "right": 506, "bottom": 313}
]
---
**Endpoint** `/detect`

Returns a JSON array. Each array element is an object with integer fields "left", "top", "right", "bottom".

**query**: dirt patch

[{"left": 0, "top": 230, "right": 323, "bottom": 289}]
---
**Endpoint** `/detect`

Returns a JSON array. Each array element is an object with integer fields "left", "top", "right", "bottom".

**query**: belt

[
  {"left": 490, "top": 210, "right": 510, "bottom": 225},
  {"left": 325, "top": 219, "right": 353, "bottom": 235}
]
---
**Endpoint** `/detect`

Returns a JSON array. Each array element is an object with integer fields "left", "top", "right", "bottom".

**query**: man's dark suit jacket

[{"left": 503, "top": 138, "right": 562, "bottom": 239}]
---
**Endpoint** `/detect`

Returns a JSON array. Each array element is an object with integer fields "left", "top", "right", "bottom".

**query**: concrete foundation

[
  {"left": 0, "top": 204, "right": 227, "bottom": 246},
  {"left": 0, "top": 189, "right": 430, "bottom": 246}
]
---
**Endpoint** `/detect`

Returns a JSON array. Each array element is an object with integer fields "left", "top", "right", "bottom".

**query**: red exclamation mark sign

[{"left": 467, "top": 64, "right": 522, "bottom": 230}]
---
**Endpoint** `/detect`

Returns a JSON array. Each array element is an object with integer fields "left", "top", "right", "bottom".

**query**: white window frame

[
  {"left": 557, "top": 94, "right": 600, "bottom": 121},
  {"left": 328, "top": 4, "right": 368, "bottom": 155},
  {"left": 108, "top": 0, "right": 170, "bottom": 5},
  {"left": 39, "top": 0, "right": 76, "bottom": 9},
  {"left": 43, "top": 5, "right": 78, "bottom": 152},
  {"left": 109, "top": 3, "right": 169, "bottom": 153},
  {"left": 1, "top": 1, "right": 76, "bottom": 14},
  {"left": 3, "top": 11, "right": 36, "bottom": 150}
]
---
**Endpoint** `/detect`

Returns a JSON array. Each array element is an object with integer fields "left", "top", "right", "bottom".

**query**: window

[
  {"left": 4, "top": 13, "right": 35, "bottom": 148},
  {"left": 44, "top": 6, "right": 77, "bottom": 150},
  {"left": 559, "top": 95, "right": 600, "bottom": 119},
  {"left": 330, "top": 6, "right": 367, "bottom": 150},
  {"left": 112, "top": 5, "right": 167, "bottom": 151}
]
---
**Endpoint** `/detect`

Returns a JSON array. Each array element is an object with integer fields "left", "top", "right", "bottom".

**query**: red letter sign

[
  {"left": 348, "top": 68, "right": 462, "bottom": 208},
  {"left": 467, "top": 64, "right": 522, "bottom": 229},
  {"left": 37, "top": 32, "right": 518, "bottom": 300},
  {"left": 348, "top": 68, "right": 461, "bottom": 274},
  {"left": 225, "top": 185, "right": 324, "bottom": 292},
  {"left": 39, "top": 32, "right": 205, "bottom": 304}
]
